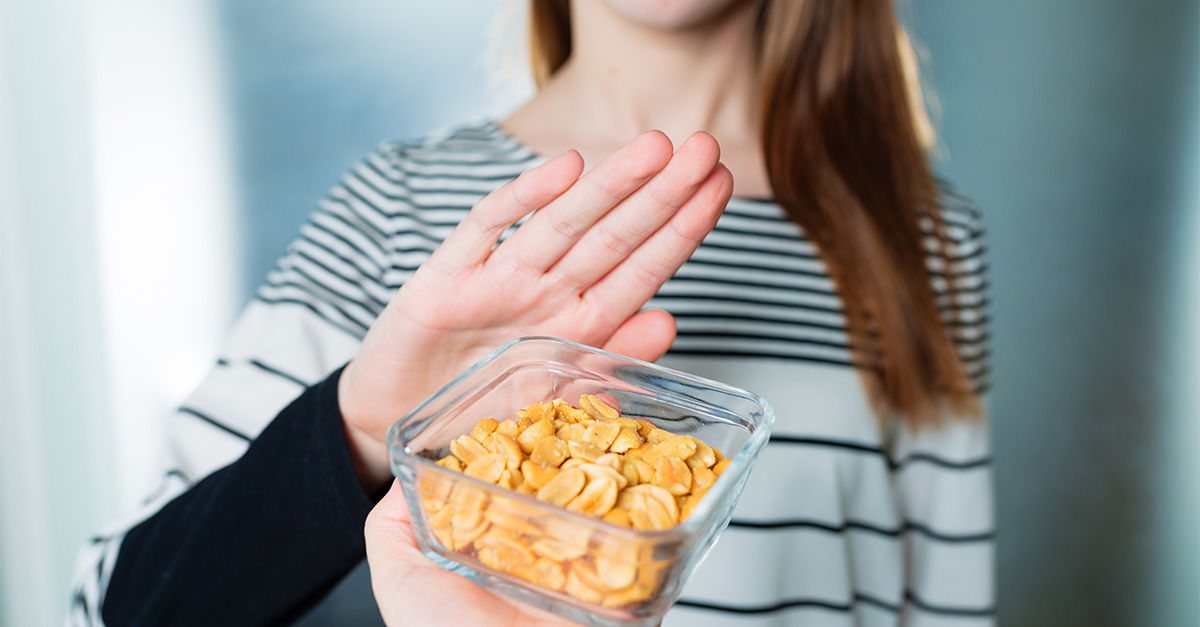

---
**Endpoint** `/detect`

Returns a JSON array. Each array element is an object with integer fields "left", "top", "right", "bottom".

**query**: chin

[{"left": 600, "top": 0, "right": 755, "bottom": 31}]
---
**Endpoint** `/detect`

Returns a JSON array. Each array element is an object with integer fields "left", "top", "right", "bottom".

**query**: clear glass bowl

[{"left": 386, "top": 337, "right": 774, "bottom": 626}]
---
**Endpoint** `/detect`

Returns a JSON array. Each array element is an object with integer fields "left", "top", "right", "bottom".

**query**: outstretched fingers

[
  {"left": 549, "top": 132, "right": 721, "bottom": 289},
  {"left": 425, "top": 150, "right": 584, "bottom": 272},
  {"left": 486, "top": 131, "right": 674, "bottom": 274},
  {"left": 584, "top": 162, "right": 733, "bottom": 322}
]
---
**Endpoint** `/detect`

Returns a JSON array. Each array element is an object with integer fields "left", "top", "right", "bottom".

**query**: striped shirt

[{"left": 70, "top": 120, "right": 993, "bottom": 626}]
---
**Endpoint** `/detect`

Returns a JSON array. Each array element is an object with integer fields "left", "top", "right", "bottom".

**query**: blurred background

[{"left": 1, "top": 0, "right": 1196, "bottom": 625}]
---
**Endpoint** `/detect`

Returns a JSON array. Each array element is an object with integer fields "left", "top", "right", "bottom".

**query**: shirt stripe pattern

[{"left": 69, "top": 120, "right": 993, "bottom": 627}]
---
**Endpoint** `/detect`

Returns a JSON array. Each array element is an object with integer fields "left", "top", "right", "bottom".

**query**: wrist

[
  {"left": 338, "top": 362, "right": 396, "bottom": 495},
  {"left": 343, "top": 421, "right": 394, "bottom": 495}
]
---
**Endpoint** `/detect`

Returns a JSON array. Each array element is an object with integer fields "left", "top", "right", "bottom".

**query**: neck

[
  {"left": 551, "top": 1, "right": 760, "bottom": 146},
  {"left": 503, "top": 0, "right": 771, "bottom": 198}
]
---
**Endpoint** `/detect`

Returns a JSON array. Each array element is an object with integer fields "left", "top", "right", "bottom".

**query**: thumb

[
  {"left": 600, "top": 309, "right": 677, "bottom": 363},
  {"left": 364, "top": 480, "right": 422, "bottom": 586}
]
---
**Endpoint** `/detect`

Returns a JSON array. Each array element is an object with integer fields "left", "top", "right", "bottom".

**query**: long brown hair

[{"left": 528, "top": 0, "right": 981, "bottom": 426}]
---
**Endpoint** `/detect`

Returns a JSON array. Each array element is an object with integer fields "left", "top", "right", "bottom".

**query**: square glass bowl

[{"left": 386, "top": 337, "right": 774, "bottom": 626}]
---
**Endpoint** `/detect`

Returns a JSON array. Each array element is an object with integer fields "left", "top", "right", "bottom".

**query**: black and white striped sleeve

[
  {"left": 932, "top": 182, "right": 991, "bottom": 395},
  {"left": 67, "top": 145, "right": 410, "bottom": 626}
]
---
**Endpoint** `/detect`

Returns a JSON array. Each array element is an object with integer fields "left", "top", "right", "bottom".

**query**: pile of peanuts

[{"left": 419, "top": 394, "right": 729, "bottom": 609}]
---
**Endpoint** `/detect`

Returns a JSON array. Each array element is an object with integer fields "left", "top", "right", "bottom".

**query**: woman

[{"left": 72, "top": 0, "right": 993, "bottom": 625}]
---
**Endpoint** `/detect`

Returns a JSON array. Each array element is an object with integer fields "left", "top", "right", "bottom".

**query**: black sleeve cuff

[{"left": 102, "top": 366, "right": 378, "bottom": 626}]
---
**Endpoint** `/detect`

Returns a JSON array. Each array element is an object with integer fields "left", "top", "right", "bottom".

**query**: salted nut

[{"left": 419, "top": 394, "right": 728, "bottom": 610}]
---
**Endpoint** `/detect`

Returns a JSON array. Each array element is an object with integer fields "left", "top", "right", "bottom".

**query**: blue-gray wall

[
  {"left": 215, "top": 0, "right": 502, "bottom": 298},
  {"left": 913, "top": 1, "right": 1198, "bottom": 624},
  {"left": 216, "top": 1, "right": 1199, "bottom": 625}
]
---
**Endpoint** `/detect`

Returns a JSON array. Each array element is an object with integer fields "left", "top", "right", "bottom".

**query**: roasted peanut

[
  {"left": 679, "top": 487, "right": 708, "bottom": 521},
  {"left": 594, "top": 453, "right": 622, "bottom": 470},
  {"left": 517, "top": 401, "right": 555, "bottom": 425},
  {"left": 555, "top": 422, "right": 587, "bottom": 443},
  {"left": 496, "top": 468, "right": 518, "bottom": 490},
  {"left": 638, "top": 484, "right": 680, "bottom": 523},
  {"left": 471, "top": 418, "right": 498, "bottom": 443},
  {"left": 536, "top": 467, "right": 586, "bottom": 507},
  {"left": 646, "top": 427, "right": 675, "bottom": 445},
  {"left": 542, "top": 516, "right": 592, "bottom": 548},
  {"left": 485, "top": 508, "right": 542, "bottom": 536},
  {"left": 464, "top": 453, "right": 506, "bottom": 484},
  {"left": 686, "top": 437, "right": 717, "bottom": 469},
  {"left": 629, "top": 491, "right": 673, "bottom": 531},
  {"left": 565, "top": 569, "right": 604, "bottom": 603},
  {"left": 583, "top": 420, "right": 621, "bottom": 451},
  {"left": 637, "top": 560, "right": 670, "bottom": 590},
  {"left": 577, "top": 463, "right": 628, "bottom": 488},
  {"left": 422, "top": 473, "right": 455, "bottom": 511},
  {"left": 631, "top": 458, "right": 655, "bottom": 484},
  {"left": 430, "top": 523, "right": 455, "bottom": 552},
  {"left": 451, "top": 435, "right": 488, "bottom": 466},
  {"left": 554, "top": 399, "right": 589, "bottom": 423},
  {"left": 627, "top": 485, "right": 678, "bottom": 530},
  {"left": 450, "top": 484, "right": 488, "bottom": 512},
  {"left": 517, "top": 419, "right": 555, "bottom": 454},
  {"left": 530, "top": 435, "right": 569, "bottom": 467},
  {"left": 567, "top": 440, "right": 604, "bottom": 463},
  {"left": 533, "top": 558, "right": 567, "bottom": 591},
  {"left": 610, "top": 416, "right": 641, "bottom": 430},
  {"left": 565, "top": 476, "right": 619, "bottom": 517},
  {"left": 619, "top": 460, "right": 640, "bottom": 487},
  {"left": 615, "top": 488, "right": 636, "bottom": 511},
  {"left": 435, "top": 455, "right": 463, "bottom": 472},
  {"left": 602, "top": 508, "right": 631, "bottom": 527},
  {"left": 451, "top": 517, "right": 489, "bottom": 550},
  {"left": 653, "top": 455, "right": 693, "bottom": 496},
  {"left": 595, "top": 555, "right": 637, "bottom": 589},
  {"left": 489, "top": 432, "right": 525, "bottom": 470},
  {"left": 692, "top": 466, "right": 717, "bottom": 491},
  {"left": 571, "top": 560, "right": 614, "bottom": 593},
  {"left": 532, "top": 537, "right": 587, "bottom": 562},
  {"left": 602, "top": 584, "right": 653, "bottom": 608},
  {"left": 451, "top": 503, "right": 484, "bottom": 531},
  {"left": 429, "top": 502, "right": 456, "bottom": 529},
  {"left": 477, "top": 527, "right": 535, "bottom": 564},
  {"left": 579, "top": 394, "right": 619, "bottom": 421},
  {"left": 609, "top": 427, "right": 643, "bottom": 453},
  {"left": 495, "top": 419, "right": 519, "bottom": 439},
  {"left": 645, "top": 436, "right": 697, "bottom": 465},
  {"left": 520, "top": 460, "right": 560, "bottom": 490}
]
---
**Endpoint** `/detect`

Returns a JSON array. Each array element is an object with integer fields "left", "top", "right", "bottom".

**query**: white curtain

[{"left": 0, "top": 1, "right": 237, "bottom": 624}]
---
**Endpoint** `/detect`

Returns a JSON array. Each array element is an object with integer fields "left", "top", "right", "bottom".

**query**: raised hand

[{"left": 338, "top": 131, "right": 732, "bottom": 488}]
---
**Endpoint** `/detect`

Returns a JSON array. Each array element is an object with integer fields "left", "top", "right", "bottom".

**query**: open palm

[{"left": 339, "top": 131, "right": 732, "bottom": 487}]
